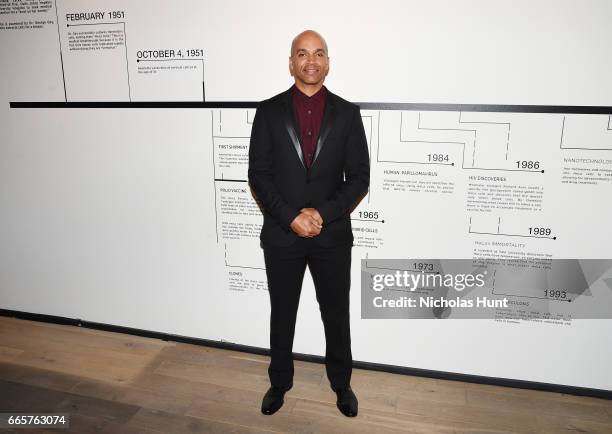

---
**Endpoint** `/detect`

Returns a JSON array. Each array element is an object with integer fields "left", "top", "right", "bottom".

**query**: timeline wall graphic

[{"left": 2, "top": 0, "right": 612, "bottom": 393}]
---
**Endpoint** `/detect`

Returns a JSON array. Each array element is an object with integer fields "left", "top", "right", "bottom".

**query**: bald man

[{"left": 248, "top": 30, "right": 370, "bottom": 417}]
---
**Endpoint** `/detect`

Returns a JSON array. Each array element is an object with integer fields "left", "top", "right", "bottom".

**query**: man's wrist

[
  {"left": 300, "top": 208, "right": 323, "bottom": 225},
  {"left": 287, "top": 211, "right": 301, "bottom": 230}
]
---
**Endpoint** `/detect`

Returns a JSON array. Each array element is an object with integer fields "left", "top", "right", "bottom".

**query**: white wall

[{"left": 1, "top": 0, "right": 611, "bottom": 391}]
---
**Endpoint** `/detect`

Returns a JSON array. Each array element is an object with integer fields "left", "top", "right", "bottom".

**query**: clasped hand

[{"left": 290, "top": 208, "right": 323, "bottom": 237}]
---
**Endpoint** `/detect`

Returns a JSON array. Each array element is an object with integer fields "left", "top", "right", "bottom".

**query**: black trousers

[{"left": 263, "top": 237, "right": 353, "bottom": 390}]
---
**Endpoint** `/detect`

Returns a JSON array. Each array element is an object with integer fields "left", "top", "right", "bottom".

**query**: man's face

[{"left": 289, "top": 33, "right": 329, "bottom": 87}]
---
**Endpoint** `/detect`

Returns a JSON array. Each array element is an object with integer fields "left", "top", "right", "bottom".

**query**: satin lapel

[
  {"left": 311, "top": 95, "right": 337, "bottom": 167},
  {"left": 281, "top": 90, "right": 306, "bottom": 171}
]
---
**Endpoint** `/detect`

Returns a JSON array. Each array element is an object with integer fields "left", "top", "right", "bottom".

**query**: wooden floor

[{"left": 0, "top": 317, "right": 610, "bottom": 434}]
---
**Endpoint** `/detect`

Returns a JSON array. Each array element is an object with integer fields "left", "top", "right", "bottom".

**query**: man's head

[{"left": 289, "top": 30, "right": 329, "bottom": 90}]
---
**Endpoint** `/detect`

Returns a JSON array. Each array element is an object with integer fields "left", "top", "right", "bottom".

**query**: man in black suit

[{"left": 248, "top": 30, "right": 369, "bottom": 417}]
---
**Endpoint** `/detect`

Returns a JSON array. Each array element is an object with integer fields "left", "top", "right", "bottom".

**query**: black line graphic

[
  {"left": 211, "top": 111, "right": 219, "bottom": 243},
  {"left": 458, "top": 112, "right": 511, "bottom": 164},
  {"left": 364, "top": 261, "right": 440, "bottom": 275},
  {"left": 381, "top": 111, "right": 541, "bottom": 173},
  {"left": 224, "top": 244, "right": 265, "bottom": 270},
  {"left": 53, "top": 0, "right": 66, "bottom": 101},
  {"left": 559, "top": 114, "right": 612, "bottom": 151},
  {"left": 391, "top": 111, "right": 456, "bottom": 166},
  {"left": 469, "top": 231, "right": 556, "bottom": 240},
  {"left": 468, "top": 216, "right": 556, "bottom": 240},
  {"left": 491, "top": 270, "right": 572, "bottom": 302},
  {"left": 9, "top": 102, "right": 612, "bottom": 113},
  {"left": 137, "top": 58, "right": 206, "bottom": 102},
  {"left": 122, "top": 22, "right": 131, "bottom": 101},
  {"left": 66, "top": 21, "right": 131, "bottom": 101}
]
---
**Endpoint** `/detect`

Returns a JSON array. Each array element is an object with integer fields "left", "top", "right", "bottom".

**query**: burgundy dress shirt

[{"left": 291, "top": 84, "right": 326, "bottom": 168}]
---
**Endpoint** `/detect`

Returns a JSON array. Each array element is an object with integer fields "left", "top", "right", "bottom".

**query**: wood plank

[
  {"left": 0, "top": 380, "right": 66, "bottom": 413},
  {"left": 0, "top": 330, "right": 167, "bottom": 365},
  {"left": 53, "top": 392, "right": 140, "bottom": 424},
  {"left": 0, "top": 317, "right": 172, "bottom": 355},
  {"left": 130, "top": 407, "right": 280, "bottom": 434},
  {"left": 154, "top": 343, "right": 324, "bottom": 385},
  {"left": 397, "top": 394, "right": 537, "bottom": 433},
  {"left": 186, "top": 396, "right": 313, "bottom": 433},
  {"left": 0, "top": 347, "right": 152, "bottom": 384},
  {"left": 0, "top": 345, "right": 24, "bottom": 358},
  {"left": 1, "top": 316, "right": 610, "bottom": 434},
  {"left": 466, "top": 387, "right": 610, "bottom": 423},
  {"left": 532, "top": 413, "right": 612, "bottom": 434},
  {"left": 290, "top": 398, "right": 411, "bottom": 433},
  {"left": 0, "top": 361, "right": 82, "bottom": 392},
  {"left": 326, "top": 401, "right": 458, "bottom": 434},
  {"left": 71, "top": 377, "right": 193, "bottom": 415},
  {"left": 153, "top": 359, "right": 273, "bottom": 391}
]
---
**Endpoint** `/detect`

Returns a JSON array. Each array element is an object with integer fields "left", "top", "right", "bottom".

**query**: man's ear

[{"left": 288, "top": 57, "right": 294, "bottom": 76}]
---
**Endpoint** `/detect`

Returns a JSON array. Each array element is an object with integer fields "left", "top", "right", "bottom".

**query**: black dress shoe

[
  {"left": 333, "top": 386, "right": 358, "bottom": 417},
  {"left": 261, "top": 384, "right": 292, "bottom": 415}
]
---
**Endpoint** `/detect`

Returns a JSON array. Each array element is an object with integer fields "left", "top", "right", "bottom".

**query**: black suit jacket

[{"left": 248, "top": 86, "right": 370, "bottom": 248}]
